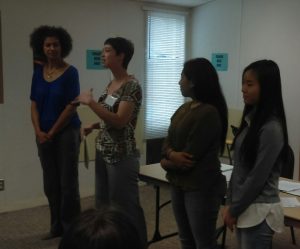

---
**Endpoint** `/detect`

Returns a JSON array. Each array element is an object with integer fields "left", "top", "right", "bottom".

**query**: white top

[{"left": 236, "top": 202, "right": 284, "bottom": 232}]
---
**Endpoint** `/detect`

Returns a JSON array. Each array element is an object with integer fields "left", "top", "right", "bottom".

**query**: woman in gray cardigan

[{"left": 223, "top": 60, "right": 289, "bottom": 249}]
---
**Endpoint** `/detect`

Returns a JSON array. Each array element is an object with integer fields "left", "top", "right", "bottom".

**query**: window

[{"left": 144, "top": 10, "right": 186, "bottom": 139}]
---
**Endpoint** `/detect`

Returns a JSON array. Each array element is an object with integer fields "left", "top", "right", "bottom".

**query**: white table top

[
  {"left": 139, "top": 163, "right": 233, "bottom": 183},
  {"left": 139, "top": 163, "right": 300, "bottom": 223}
]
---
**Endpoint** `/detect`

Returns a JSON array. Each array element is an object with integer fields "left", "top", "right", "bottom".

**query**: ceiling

[{"left": 132, "top": 0, "right": 214, "bottom": 7}]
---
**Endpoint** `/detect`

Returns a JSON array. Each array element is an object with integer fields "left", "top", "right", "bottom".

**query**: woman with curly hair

[{"left": 29, "top": 25, "right": 81, "bottom": 240}]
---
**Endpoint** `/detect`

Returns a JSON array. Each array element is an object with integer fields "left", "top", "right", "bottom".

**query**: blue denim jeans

[
  {"left": 171, "top": 179, "right": 225, "bottom": 249},
  {"left": 95, "top": 153, "right": 147, "bottom": 248},
  {"left": 37, "top": 126, "right": 81, "bottom": 234},
  {"left": 236, "top": 220, "right": 274, "bottom": 249}
]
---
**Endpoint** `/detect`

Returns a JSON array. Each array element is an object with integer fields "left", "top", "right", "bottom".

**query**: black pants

[{"left": 37, "top": 126, "right": 81, "bottom": 235}]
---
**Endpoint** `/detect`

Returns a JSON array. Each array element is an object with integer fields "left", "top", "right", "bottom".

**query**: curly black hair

[{"left": 30, "top": 25, "right": 72, "bottom": 62}]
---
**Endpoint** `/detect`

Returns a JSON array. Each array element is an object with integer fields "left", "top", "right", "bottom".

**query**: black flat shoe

[{"left": 41, "top": 232, "right": 62, "bottom": 240}]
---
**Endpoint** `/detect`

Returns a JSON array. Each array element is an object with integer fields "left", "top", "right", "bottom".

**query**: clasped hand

[
  {"left": 36, "top": 131, "right": 54, "bottom": 144},
  {"left": 222, "top": 206, "right": 237, "bottom": 232},
  {"left": 170, "top": 151, "right": 194, "bottom": 170},
  {"left": 81, "top": 124, "right": 94, "bottom": 138}
]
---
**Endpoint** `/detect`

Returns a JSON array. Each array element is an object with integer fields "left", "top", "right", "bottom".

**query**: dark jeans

[
  {"left": 95, "top": 153, "right": 148, "bottom": 248},
  {"left": 236, "top": 220, "right": 274, "bottom": 249},
  {"left": 171, "top": 175, "right": 226, "bottom": 249},
  {"left": 37, "top": 126, "right": 81, "bottom": 235}
]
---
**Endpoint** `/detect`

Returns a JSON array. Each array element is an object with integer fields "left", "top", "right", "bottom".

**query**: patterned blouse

[{"left": 95, "top": 78, "right": 142, "bottom": 164}]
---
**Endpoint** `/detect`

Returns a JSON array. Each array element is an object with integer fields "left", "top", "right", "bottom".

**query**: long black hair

[
  {"left": 182, "top": 58, "right": 228, "bottom": 153},
  {"left": 234, "top": 59, "right": 289, "bottom": 164}
]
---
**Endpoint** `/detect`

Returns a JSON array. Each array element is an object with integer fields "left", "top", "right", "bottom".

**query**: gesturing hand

[{"left": 73, "top": 88, "right": 94, "bottom": 105}]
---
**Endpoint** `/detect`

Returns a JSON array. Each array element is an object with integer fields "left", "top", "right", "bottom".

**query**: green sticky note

[
  {"left": 86, "top": 50, "right": 105, "bottom": 70},
  {"left": 212, "top": 53, "right": 228, "bottom": 71}
]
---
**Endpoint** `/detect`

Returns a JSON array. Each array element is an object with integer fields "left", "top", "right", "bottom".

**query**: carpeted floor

[{"left": 0, "top": 184, "right": 299, "bottom": 249}]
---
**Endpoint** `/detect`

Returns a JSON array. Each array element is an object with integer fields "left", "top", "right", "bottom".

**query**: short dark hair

[
  {"left": 104, "top": 37, "right": 134, "bottom": 69},
  {"left": 30, "top": 25, "right": 72, "bottom": 62},
  {"left": 58, "top": 207, "right": 143, "bottom": 249},
  {"left": 234, "top": 59, "right": 288, "bottom": 164},
  {"left": 182, "top": 58, "right": 228, "bottom": 153}
]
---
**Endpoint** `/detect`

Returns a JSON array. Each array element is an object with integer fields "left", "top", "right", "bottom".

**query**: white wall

[
  {"left": 191, "top": 0, "right": 300, "bottom": 178},
  {"left": 191, "top": 0, "right": 242, "bottom": 108}
]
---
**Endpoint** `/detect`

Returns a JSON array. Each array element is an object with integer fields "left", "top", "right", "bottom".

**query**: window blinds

[{"left": 144, "top": 11, "right": 186, "bottom": 139}]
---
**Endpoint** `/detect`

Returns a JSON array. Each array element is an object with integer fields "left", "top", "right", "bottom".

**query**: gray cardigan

[{"left": 227, "top": 116, "right": 284, "bottom": 218}]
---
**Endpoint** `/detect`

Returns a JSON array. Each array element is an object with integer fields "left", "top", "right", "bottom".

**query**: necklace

[
  {"left": 45, "top": 66, "right": 61, "bottom": 79},
  {"left": 46, "top": 69, "right": 56, "bottom": 79},
  {"left": 45, "top": 62, "right": 66, "bottom": 79}
]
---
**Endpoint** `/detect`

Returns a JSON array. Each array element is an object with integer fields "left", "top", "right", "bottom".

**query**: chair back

[
  {"left": 146, "top": 138, "right": 165, "bottom": 165},
  {"left": 230, "top": 125, "right": 239, "bottom": 136},
  {"left": 280, "top": 145, "right": 294, "bottom": 179}
]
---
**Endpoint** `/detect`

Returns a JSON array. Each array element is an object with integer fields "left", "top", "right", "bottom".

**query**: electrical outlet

[{"left": 0, "top": 179, "right": 4, "bottom": 191}]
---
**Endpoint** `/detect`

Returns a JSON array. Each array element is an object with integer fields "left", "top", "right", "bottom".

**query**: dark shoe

[{"left": 42, "top": 232, "right": 62, "bottom": 240}]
